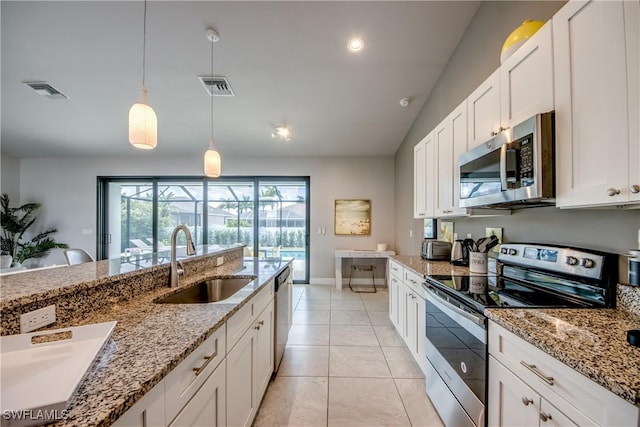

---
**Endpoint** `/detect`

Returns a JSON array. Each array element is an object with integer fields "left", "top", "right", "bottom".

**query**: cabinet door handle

[
  {"left": 630, "top": 184, "right": 640, "bottom": 194},
  {"left": 539, "top": 411, "right": 552, "bottom": 422},
  {"left": 521, "top": 397, "right": 534, "bottom": 406},
  {"left": 258, "top": 320, "right": 264, "bottom": 326},
  {"left": 193, "top": 345, "right": 218, "bottom": 376},
  {"left": 520, "top": 361, "right": 554, "bottom": 385},
  {"left": 607, "top": 188, "right": 621, "bottom": 196}
]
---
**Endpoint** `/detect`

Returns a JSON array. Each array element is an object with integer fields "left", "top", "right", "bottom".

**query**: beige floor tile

[
  {"left": 381, "top": 346, "right": 425, "bottom": 379},
  {"left": 330, "top": 310, "right": 371, "bottom": 325},
  {"left": 394, "top": 378, "right": 444, "bottom": 427},
  {"left": 296, "top": 298, "right": 331, "bottom": 311},
  {"left": 329, "top": 346, "right": 391, "bottom": 378},
  {"left": 362, "top": 298, "right": 390, "bottom": 311},
  {"left": 330, "top": 325, "right": 379, "bottom": 346},
  {"left": 367, "top": 311, "right": 393, "bottom": 326},
  {"left": 253, "top": 376, "right": 328, "bottom": 427},
  {"left": 359, "top": 289, "right": 389, "bottom": 300},
  {"left": 330, "top": 289, "right": 362, "bottom": 300},
  {"left": 278, "top": 345, "right": 329, "bottom": 377},
  {"left": 288, "top": 324, "right": 330, "bottom": 346},
  {"left": 373, "top": 325, "right": 405, "bottom": 346},
  {"left": 330, "top": 299, "right": 366, "bottom": 311},
  {"left": 328, "top": 377, "right": 410, "bottom": 427},
  {"left": 301, "top": 285, "right": 332, "bottom": 299},
  {"left": 293, "top": 310, "right": 331, "bottom": 325}
]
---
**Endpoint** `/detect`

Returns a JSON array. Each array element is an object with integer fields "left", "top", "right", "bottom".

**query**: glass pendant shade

[
  {"left": 204, "top": 139, "right": 221, "bottom": 177},
  {"left": 129, "top": 87, "right": 157, "bottom": 149}
]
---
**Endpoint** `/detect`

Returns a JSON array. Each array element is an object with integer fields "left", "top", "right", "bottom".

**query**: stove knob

[
  {"left": 508, "top": 249, "right": 518, "bottom": 256},
  {"left": 565, "top": 256, "right": 579, "bottom": 266},
  {"left": 580, "top": 258, "right": 596, "bottom": 268},
  {"left": 501, "top": 248, "right": 509, "bottom": 255}
]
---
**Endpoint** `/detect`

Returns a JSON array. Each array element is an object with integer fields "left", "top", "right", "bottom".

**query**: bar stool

[{"left": 348, "top": 264, "right": 376, "bottom": 293}]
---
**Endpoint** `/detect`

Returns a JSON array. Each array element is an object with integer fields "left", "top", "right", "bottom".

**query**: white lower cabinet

[
  {"left": 112, "top": 380, "right": 166, "bottom": 427},
  {"left": 489, "top": 356, "right": 577, "bottom": 427},
  {"left": 169, "top": 361, "right": 226, "bottom": 427},
  {"left": 488, "top": 321, "right": 639, "bottom": 427},
  {"left": 226, "top": 298, "right": 274, "bottom": 427},
  {"left": 388, "top": 259, "right": 426, "bottom": 375}
]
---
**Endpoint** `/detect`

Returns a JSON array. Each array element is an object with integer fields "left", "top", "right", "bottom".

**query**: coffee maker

[{"left": 450, "top": 239, "right": 469, "bottom": 266}]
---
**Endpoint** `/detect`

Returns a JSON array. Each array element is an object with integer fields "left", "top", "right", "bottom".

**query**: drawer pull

[
  {"left": 193, "top": 346, "right": 218, "bottom": 376},
  {"left": 521, "top": 397, "right": 534, "bottom": 406},
  {"left": 539, "top": 411, "right": 552, "bottom": 422},
  {"left": 520, "top": 361, "right": 554, "bottom": 386}
]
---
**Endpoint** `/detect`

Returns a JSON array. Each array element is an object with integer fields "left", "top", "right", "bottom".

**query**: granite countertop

[
  {"left": 391, "top": 255, "right": 470, "bottom": 277},
  {"left": 7, "top": 256, "right": 290, "bottom": 426},
  {"left": 0, "top": 244, "right": 243, "bottom": 306},
  {"left": 486, "top": 308, "right": 640, "bottom": 407}
]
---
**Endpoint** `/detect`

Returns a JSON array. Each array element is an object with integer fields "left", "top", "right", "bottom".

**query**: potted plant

[{"left": 0, "top": 193, "right": 67, "bottom": 267}]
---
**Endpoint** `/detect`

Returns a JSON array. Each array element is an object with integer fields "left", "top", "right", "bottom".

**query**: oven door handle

[{"left": 425, "top": 286, "right": 486, "bottom": 326}]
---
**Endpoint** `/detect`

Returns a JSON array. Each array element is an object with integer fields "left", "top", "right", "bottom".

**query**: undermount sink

[{"left": 155, "top": 276, "right": 256, "bottom": 304}]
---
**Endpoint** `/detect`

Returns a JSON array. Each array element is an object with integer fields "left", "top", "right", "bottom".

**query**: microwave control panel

[{"left": 518, "top": 134, "right": 534, "bottom": 186}]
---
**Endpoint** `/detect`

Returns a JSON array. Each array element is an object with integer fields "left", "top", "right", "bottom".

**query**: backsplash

[
  {"left": 617, "top": 284, "right": 640, "bottom": 316},
  {"left": 0, "top": 247, "right": 244, "bottom": 335}
]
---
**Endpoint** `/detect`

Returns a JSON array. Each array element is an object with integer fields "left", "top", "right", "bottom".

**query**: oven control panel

[{"left": 498, "top": 243, "right": 604, "bottom": 280}]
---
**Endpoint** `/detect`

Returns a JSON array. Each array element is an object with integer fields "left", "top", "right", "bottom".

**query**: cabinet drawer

[
  {"left": 227, "top": 281, "right": 273, "bottom": 352},
  {"left": 489, "top": 321, "right": 638, "bottom": 426},
  {"left": 388, "top": 260, "right": 403, "bottom": 279},
  {"left": 165, "top": 325, "right": 226, "bottom": 424},
  {"left": 404, "top": 269, "right": 423, "bottom": 295}
]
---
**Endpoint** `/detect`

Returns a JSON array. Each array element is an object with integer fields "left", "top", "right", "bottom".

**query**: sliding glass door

[{"left": 98, "top": 176, "right": 309, "bottom": 282}]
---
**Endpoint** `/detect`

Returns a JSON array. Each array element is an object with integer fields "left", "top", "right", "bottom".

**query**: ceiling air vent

[
  {"left": 23, "top": 81, "right": 69, "bottom": 100},
  {"left": 199, "top": 76, "right": 235, "bottom": 97}
]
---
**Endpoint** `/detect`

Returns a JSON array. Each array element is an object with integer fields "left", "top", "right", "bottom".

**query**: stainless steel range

[{"left": 422, "top": 243, "right": 618, "bottom": 427}]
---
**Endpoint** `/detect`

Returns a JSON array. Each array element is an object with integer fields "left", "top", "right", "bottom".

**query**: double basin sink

[{"left": 155, "top": 276, "right": 256, "bottom": 304}]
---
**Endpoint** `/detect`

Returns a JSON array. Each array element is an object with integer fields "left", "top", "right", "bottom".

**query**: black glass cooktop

[{"left": 424, "top": 274, "right": 599, "bottom": 314}]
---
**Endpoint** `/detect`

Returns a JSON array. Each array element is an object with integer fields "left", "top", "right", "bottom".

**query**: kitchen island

[{"left": 0, "top": 245, "right": 292, "bottom": 426}]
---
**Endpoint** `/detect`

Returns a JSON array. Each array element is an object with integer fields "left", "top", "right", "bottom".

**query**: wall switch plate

[
  {"left": 216, "top": 256, "right": 224, "bottom": 266},
  {"left": 81, "top": 228, "right": 93, "bottom": 235},
  {"left": 20, "top": 305, "right": 56, "bottom": 333},
  {"left": 409, "top": 229, "right": 413, "bottom": 238}
]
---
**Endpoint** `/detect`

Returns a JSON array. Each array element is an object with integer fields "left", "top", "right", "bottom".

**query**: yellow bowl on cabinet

[{"left": 501, "top": 19, "right": 544, "bottom": 64}]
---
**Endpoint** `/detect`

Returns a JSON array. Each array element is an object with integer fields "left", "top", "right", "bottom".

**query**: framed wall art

[{"left": 334, "top": 199, "right": 371, "bottom": 235}]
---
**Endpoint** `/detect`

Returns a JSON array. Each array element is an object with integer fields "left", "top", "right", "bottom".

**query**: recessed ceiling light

[
  {"left": 347, "top": 37, "right": 364, "bottom": 53},
  {"left": 272, "top": 126, "right": 291, "bottom": 141}
]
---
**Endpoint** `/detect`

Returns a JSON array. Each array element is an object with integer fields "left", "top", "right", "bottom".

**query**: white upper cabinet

[
  {"left": 425, "top": 132, "right": 437, "bottom": 218},
  {"left": 554, "top": 0, "right": 639, "bottom": 207},
  {"left": 413, "top": 138, "right": 427, "bottom": 218},
  {"left": 500, "top": 21, "right": 554, "bottom": 129},
  {"left": 413, "top": 131, "right": 436, "bottom": 219},
  {"left": 468, "top": 21, "right": 554, "bottom": 151},
  {"left": 435, "top": 100, "right": 469, "bottom": 217},
  {"left": 467, "top": 69, "right": 501, "bottom": 149}
]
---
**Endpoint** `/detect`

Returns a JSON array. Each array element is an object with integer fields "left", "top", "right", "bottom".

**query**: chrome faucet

[{"left": 170, "top": 224, "right": 196, "bottom": 288}]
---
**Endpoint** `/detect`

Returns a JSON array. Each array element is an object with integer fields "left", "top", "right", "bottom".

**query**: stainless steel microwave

[{"left": 458, "top": 112, "right": 555, "bottom": 208}]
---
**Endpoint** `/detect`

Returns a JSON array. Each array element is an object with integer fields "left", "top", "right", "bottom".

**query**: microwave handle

[{"left": 500, "top": 144, "right": 508, "bottom": 191}]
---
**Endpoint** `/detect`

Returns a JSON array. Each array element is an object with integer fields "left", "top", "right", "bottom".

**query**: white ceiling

[{"left": 1, "top": 1, "right": 480, "bottom": 159}]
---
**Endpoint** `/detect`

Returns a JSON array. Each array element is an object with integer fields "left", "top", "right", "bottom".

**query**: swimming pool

[{"left": 280, "top": 249, "right": 306, "bottom": 260}]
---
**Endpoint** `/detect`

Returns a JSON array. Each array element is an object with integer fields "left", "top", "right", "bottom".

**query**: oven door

[{"left": 424, "top": 284, "right": 487, "bottom": 427}]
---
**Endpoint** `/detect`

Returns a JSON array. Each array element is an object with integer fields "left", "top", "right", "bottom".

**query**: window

[{"left": 98, "top": 176, "right": 309, "bottom": 282}]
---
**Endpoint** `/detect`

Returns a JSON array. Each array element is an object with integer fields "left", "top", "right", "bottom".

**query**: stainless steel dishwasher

[{"left": 273, "top": 265, "right": 291, "bottom": 373}]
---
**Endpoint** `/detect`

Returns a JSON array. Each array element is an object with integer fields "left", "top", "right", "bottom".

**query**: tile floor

[{"left": 253, "top": 284, "right": 444, "bottom": 427}]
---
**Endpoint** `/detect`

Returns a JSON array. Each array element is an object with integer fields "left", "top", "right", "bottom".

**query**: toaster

[{"left": 421, "top": 239, "right": 452, "bottom": 260}]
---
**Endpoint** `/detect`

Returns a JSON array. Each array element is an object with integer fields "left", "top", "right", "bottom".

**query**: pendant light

[
  {"left": 129, "top": 0, "right": 157, "bottom": 149},
  {"left": 204, "top": 28, "right": 221, "bottom": 177}
]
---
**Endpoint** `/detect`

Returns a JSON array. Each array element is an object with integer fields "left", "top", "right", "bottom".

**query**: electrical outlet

[
  {"left": 20, "top": 304, "right": 56, "bottom": 333},
  {"left": 216, "top": 256, "right": 224, "bottom": 266}
]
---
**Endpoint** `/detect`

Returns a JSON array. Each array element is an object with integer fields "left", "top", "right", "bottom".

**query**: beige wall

[
  {"left": 1, "top": 153, "right": 20, "bottom": 202},
  {"left": 394, "top": 0, "right": 640, "bottom": 259},
  {"left": 18, "top": 155, "right": 395, "bottom": 281}
]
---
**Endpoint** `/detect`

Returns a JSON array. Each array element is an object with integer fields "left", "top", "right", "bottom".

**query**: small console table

[{"left": 334, "top": 249, "right": 396, "bottom": 289}]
